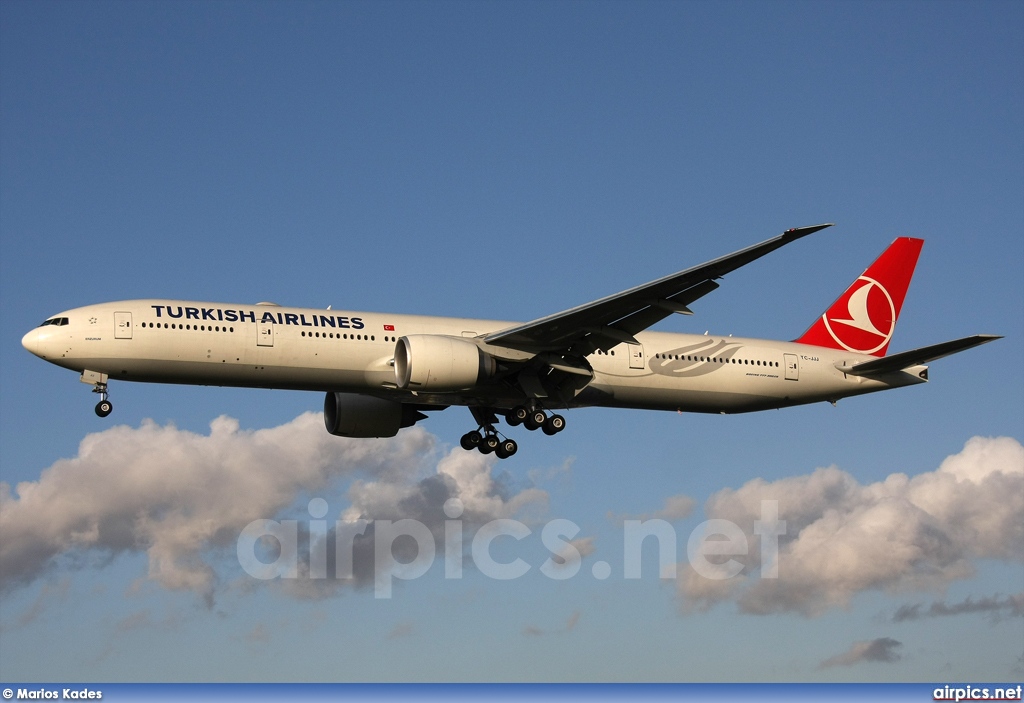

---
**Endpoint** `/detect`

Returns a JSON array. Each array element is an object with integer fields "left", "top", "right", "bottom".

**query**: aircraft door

[
  {"left": 257, "top": 320, "right": 274, "bottom": 347},
  {"left": 114, "top": 312, "right": 132, "bottom": 339},
  {"left": 784, "top": 353, "right": 799, "bottom": 381},
  {"left": 628, "top": 343, "right": 645, "bottom": 370}
]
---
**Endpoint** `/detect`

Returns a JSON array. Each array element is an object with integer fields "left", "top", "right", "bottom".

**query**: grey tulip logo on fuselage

[{"left": 650, "top": 338, "right": 746, "bottom": 378}]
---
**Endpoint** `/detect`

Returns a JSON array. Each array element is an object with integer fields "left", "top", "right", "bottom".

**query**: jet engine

[
  {"left": 323, "top": 392, "right": 425, "bottom": 438},
  {"left": 394, "top": 335, "right": 496, "bottom": 391}
]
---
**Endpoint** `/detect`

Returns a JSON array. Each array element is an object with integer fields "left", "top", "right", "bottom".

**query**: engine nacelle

[
  {"left": 323, "top": 392, "right": 422, "bottom": 438},
  {"left": 394, "top": 335, "right": 495, "bottom": 391}
]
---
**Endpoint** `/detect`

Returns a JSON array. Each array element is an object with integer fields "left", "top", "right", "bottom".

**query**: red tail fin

[{"left": 795, "top": 237, "right": 923, "bottom": 357}]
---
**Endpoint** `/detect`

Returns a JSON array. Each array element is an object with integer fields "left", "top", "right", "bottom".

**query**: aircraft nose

[{"left": 22, "top": 327, "right": 46, "bottom": 358}]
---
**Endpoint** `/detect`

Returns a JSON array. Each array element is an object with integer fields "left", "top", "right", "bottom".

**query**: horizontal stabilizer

[{"left": 835, "top": 334, "right": 1002, "bottom": 376}]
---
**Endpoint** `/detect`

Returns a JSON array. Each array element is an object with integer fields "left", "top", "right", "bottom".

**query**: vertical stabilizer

[{"left": 795, "top": 237, "right": 923, "bottom": 357}]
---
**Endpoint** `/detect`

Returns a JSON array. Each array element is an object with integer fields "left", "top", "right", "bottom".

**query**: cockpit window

[{"left": 38, "top": 317, "right": 69, "bottom": 327}]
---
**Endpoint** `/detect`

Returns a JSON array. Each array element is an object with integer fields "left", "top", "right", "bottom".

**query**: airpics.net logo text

[{"left": 236, "top": 498, "right": 786, "bottom": 598}]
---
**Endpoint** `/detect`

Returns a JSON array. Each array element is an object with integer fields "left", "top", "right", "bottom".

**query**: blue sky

[{"left": 1, "top": 0, "right": 1021, "bottom": 683}]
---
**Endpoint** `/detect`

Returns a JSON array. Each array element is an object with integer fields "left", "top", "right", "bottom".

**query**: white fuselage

[{"left": 21, "top": 299, "right": 927, "bottom": 415}]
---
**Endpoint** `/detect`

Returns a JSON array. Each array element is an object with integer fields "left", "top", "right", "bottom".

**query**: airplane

[{"left": 21, "top": 224, "right": 1000, "bottom": 459}]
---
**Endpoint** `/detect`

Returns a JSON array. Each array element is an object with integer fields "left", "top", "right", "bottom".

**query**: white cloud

[
  {"left": 0, "top": 412, "right": 550, "bottom": 604},
  {"left": 568, "top": 537, "right": 596, "bottom": 560},
  {"left": 892, "top": 592, "right": 1024, "bottom": 622},
  {"left": 676, "top": 436, "right": 1024, "bottom": 616},
  {"left": 280, "top": 445, "right": 550, "bottom": 599},
  {"left": 0, "top": 413, "right": 430, "bottom": 600},
  {"left": 549, "top": 537, "right": 596, "bottom": 568},
  {"left": 820, "top": 637, "right": 903, "bottom": 668},
  {"left": 565, "top": 610, "right": 581, "bottom": 631},
  {"left": 342, "top": 445, "right": 548, "bottom": 525},
  {"left": 7, "top": 577, "right": 71, "bottom": 629},
  {"left": 520, "top": 610, "right": 582, "bottom": 638},
  {"left": 242, "top": 623, "right": 271, "bottom": 644},
  {"left": 608, "top": 493, "right": 695, "bottom": 524},
  {"left": 387, "top": 622, "right": 415, "bottom": 639}
]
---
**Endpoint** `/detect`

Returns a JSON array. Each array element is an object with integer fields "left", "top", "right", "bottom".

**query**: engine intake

[
  {"left": 394, "top": 335, "right": 495, "bottom": 391},
  {"left": 323, "top": 392, "right": 424, "bottom": 438}
]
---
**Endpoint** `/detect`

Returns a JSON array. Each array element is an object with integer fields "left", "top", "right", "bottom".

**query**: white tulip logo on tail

[{"left": 822, "top": 276, "right": 896, "bottom": 354}]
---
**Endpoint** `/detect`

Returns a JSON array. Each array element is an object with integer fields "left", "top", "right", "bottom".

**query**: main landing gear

[
  {"left": 459, "top": 404, "right": 566, "bottom": 460},
  {"left": 93, "top": 382, "right": 113, "bottom": 418},
  {"left": 504, "top": 405, "right": 566, "bottom": 436},
  {"left": 460, "top": 427, "right": 518, "bottom": 460}
]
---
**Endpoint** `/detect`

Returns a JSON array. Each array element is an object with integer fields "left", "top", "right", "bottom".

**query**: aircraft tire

[
  {"left": 460, "top": 431, "right": 482, "bottom": 451},
  {"left": 525, "top": 410, "right": 546, "bottom": 431},
  {"left": 479, "top": 434, "right": 499, "bottom": 454},
  {"left": 506, "top": 406, "right": 528, "bottom": 426},
  {"left": 545, "top": 414, "right": 566, "bottom": 434},
  {"left": 95, "top": 400, "right": 113, "bottom": 418}
]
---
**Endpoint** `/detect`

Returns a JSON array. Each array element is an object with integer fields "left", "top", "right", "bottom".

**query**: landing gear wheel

[
  {"left": 506, "top": 406, "right": 529, "bottom": 427},
  {"left": 543, "top": 414, "right": 566, "bottom": 435},
  {"left": 91, "top": 381, "right": 112, "bottom": 418},
  {"left": 479, "top": 434, "right": 500, "bottom": 454},
  {"left": 460, "top": 430, "right": 483, "bottom": 451},
  {"left": 525, "top": 409, "right": 547, "bottom": 431},
  {"left": 495, "top": 438, "right": 518, "bottom": 459}
]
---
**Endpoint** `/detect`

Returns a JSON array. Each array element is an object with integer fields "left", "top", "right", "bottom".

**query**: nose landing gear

[{"left": 93, "top": 382, "right": 113, "bottom": 417}]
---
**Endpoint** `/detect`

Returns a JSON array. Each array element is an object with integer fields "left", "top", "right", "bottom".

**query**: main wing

[{"left": 485, "top": 223, "right": 834, "bottom": 355}]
